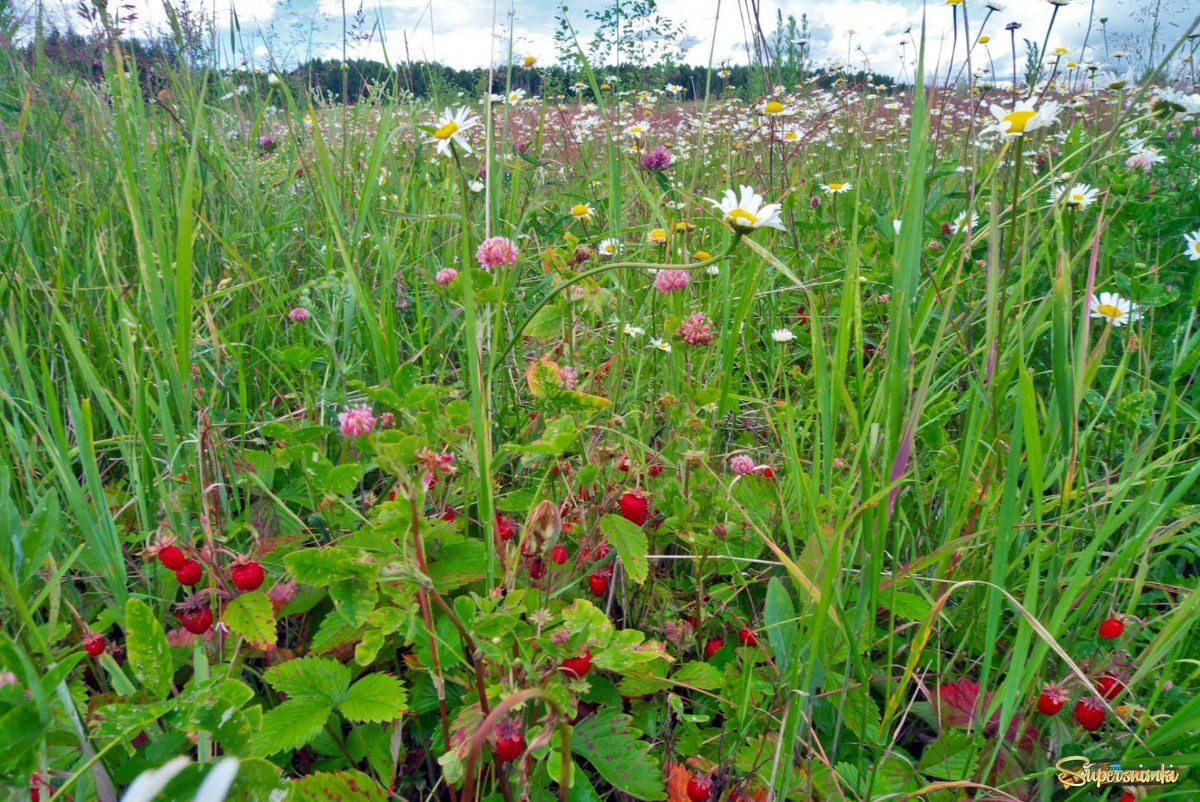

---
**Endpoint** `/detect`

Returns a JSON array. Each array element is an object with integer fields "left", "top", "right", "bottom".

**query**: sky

[{"left": 32, "top": 0, "right": 1199, "bottom": 80}]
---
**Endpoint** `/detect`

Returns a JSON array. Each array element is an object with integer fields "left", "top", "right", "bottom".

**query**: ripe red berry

[
  {"left": 82, "top": 633, "right": 106, "bottom": 657},
  {"left": 705, "top": 637, "right": 723, "bottom": 659},
  {"left": 1074, "top": 697, "right": 1106, "bottom": 731},
  {"left": 618, "top": 490, "right": 649, "bottom": 526},
  {"left": 588, "top": 572, "right": 609, "bottom": 597},
  {"left": 175, "top": 560, "right": 203, "bottom": 586},
  {"left": 442, "top": 508, "right": 457, "bottom": 522},
  {"left": 648, "top": 464, "right": 663, "bottom": 477},
  {"left": 1119, "top": 793, "right": 1135, "bottom": 802},
  {"left": 495, "top": 732, "right": 525, "bottom": 763},
  {"left": 761, "top": 466, "right": 775, "bottom": 479},
  {"left": 230, "top": 559, "right": 265, "bottom": 591},
  {"left": 1037, "top": 684, "right": 1066, "bottom": 716},
  {"left": 738, "top": 627, "right": 758, "bottom": 647},
  {"left": 1099, "top": 617, "right": 1125, "bottom": 639},
  {"left": 1094, "top": 673, "right": 1125, "bottom": 701},
  {"left": 562, "top": 651, "right": 593, "bottom": 679},
  {"left": 177, "top": 606, "right": 214, "bottom": 635},
  {"left": 686, "top": 776, "right": 711, "bottom": 802},
  {"left": 550, "top": 544, "right": 569, "bottom": 565},
  {"left": 593, "top": 543, "right": 611, "bottom": 561},
  {"left": 495, "top": 514, "right": 517, "bottom": 542},
  {"left": 527, "top": 556, "right": 546, "bottom": 581},
  {"left": 157, "top": 544, "right": 187, "bottom": 571}
]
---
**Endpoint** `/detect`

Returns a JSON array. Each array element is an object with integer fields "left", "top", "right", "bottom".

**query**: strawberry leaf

[
  {"left": 340, "top": 673, "right": 407, "bottom": 723},
  {"left": 257, "top": 698, "right": 332, "bottom": 754},
  {"left": 263, "top": 656, "right": 351, "bottom": 705},
  {"left": 222, "top": 592, "right": 276, "bottom": 650},
  {"left": 598, "top": 514, "right": 649, "bottom": 584},
  {"left": 124, "top": 598, "right": 172, "bottom": 698},
  {"left": 571, "top": 710, "right": 665, "bottom": 801}
]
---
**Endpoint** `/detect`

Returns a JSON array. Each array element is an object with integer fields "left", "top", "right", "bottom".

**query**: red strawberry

[
  {"left": 1099, "top": 617, "right": 1125, "bottom": 639},
  {"left": 1119, "top": 793, "right": 1135, "bottom": 802},
  {"left": 1074, "top": 697, "right": 1106, "bottom": 731},
  {"left": 495, "top": 732, "right": 525, "bottom": 762},
  {"left": 550, "top": 544, "right": 569, "bottom": 565},
  {"left": 738, "top": 627, "right": 758, "bottom": 647},
  {"left": 82, "top": 632, "right": 106, "bottom": 657},
  {"left": 1036, "top": 684, "right": 1067, "bottom": 716},
  {"left": 175, "top": 560, "right": 203, "bottom": 586},
  {"left": 178, "top": 606, "right": 213, "bottom": 634},
  {"left": 495, "top": 514, "right": 517, "bottom": 542},
  {"left": 527, "top": 556, "right": 546, "bottom": 581},
  {"left": 230, "top": 558, "right": 265, "bottom": 591},
  {"left": 686, "top": 775, "right": 711, "bottom": 802},
  {"left": 442, "top": 508, "right": 457, "bottom": 522},
  {"left": 618, "top": 490, "right": 649, "bottom": 526},
  {"left": 588, "top": 572, "right": 609, "bottom": 597},
  {"left": 648, "top": 464, "right": 663, "bottom": 478},
  {"left": 761, "top": 466, "right": 775, "bottom": 479},
  {"left": 157, "top": 544, "right": 187, "bottom": 571},
  {"left": 1094, "top": 673, "right": 1125, "bottom": 700},
  {"left": 705, "top": 637, "right": 723, "bottom": 659},
  {"left": 562, "top": 651, "right": 593, "bottom": 679}
]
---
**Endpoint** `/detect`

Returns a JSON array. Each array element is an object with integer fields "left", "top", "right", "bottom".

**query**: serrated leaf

[
  {"left": 340, "top": 673, "right": 407, "bottom": 723},
  {"left": 223, "top": 592, "right": 277, "bottom": 650},
  {"left": 258, "top": 699, "right": 332, "bottom": 754},
  {"left": 671, "top": 661, "right": 723, "bottom": 691},
  {"left": 284, "top": 548, "right": 352, "bottom": 586},
  {"left": 504, "top": 416, "right": 580, "bottom": 456},
  {"left": 125, "top": 598, "right": 172, "bottom": 697},
  {"left": 324, "top": 464, "right": 365, "bottom": 494},
  {"left": 571, "top": 710, "right": 665, "bottom": 800},
  {"left": 264, "top": 657, "right": 351, "bottom": 704},
  {"left": 598, "top": 514, "right": 648, "bottom": 584}
]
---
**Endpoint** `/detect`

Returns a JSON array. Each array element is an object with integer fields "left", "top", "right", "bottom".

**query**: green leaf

[
  {"left": 258, "top": 699, "right": 333, "bottom": 754},
  {"left": 671, "top": 661, "right": 723, "bottom": 691},
  {"left": 504, "top": 416, "right": 580, "bottom": 456},
  {"left": 571, "top": 710, "right": 665, "bottom": 801},
  {"left": 125, "top": 598, "right": 173, "bottom": 697},
  {"left": 764, "top": 578, "right": 796, "bottom": 673},
  {"left": 284, "top": 548, "right": 353, "bottom": 586},
  {"left": 340, "top": 673, "right": 407, "bottom": 723},
  {"left": 598, "top": 514, "right": 649, "bottom": 584},
  {"left": 323, "top": 464, "right": 365, "bottom": 495},
  {"left": 263, "top": 657, "right": 351, "bottom": 705},
  {"left": 223, "top": 592, "right": 277, "bottom": 650},
  {"left": 917, "top": 731, "right": 978, "bottom": 780}
]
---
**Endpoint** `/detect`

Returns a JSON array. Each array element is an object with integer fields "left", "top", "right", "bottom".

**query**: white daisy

[
  {"left": 1088, "top": 292, "right": 1141, "bottom": 326},
  {"left": 649, "top": 338, "right": 672, "bottom": 352},
  {"left": 1054, "top": 183, "right": 1099, "bottom": 210},
  {"left": 1183, "top": 229, "right": 1200, "bottom": 262},
  {"left": 426, "top": 107, "right": 479, "bottom": 156},
  {"left": 820, "top": 181, "right": 853, "bottom": 194},
  {"left": 982, "top": 100, "right": 1061, "bottom": 138},
  {"left": 952, "top": 211, "right": 979, "bottom": 234},
  {"left": 703, "top": 185, "right": 787, "bottom": 232},
  {"left": 622, "top": 324, "right": 645, "bottom": 337},
  {"left": 597, "top": 238, "right": 620, "bottom": 258}
]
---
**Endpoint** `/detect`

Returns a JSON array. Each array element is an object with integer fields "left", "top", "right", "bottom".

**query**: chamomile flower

[
  {"left": 704, "top": 185, "right": 787, "bottom": 232},
  {"left": 1088, "top": 292, "right": 1140, "bottom": 326},
  {"left": 648, "top": 228, "right": 669, "bottom": 244},
  {"left": 820, "top": 181, "right": 853, "bottom": 194},
  {"left": 952, "top": 211, "right": 979, "bottom": 234},
  {"left": 623, "top": 324, "right": 646, "bottom": 338},
  {"left": 649, "top": 338, "right": 673, "bottom": 352},
  {"left": 570, "top": 203, "right": 595, "bottom": 222},
  {"left": 426, "top": 107, "right": 479, "bottom": 156},
  {"left": 597, "top": 238, "right": 621, "bottom": 258},
  {"left": 1183, "top": 229, "right": 1200, "bottom": 261},
  {"left": 760, "top": 99, "right": 790, "bottom": 115},
  {"left": 1054, "top": 183, "right": 1099, "bottom": 209},
  {"left": 771, "top": 328, "right": 795, "bottom": 343},
  {"left": 982, "top": 100, "right": 1061, "bottom": 138}
]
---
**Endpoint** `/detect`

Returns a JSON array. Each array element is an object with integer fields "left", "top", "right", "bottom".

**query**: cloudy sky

[{"left": 36, "top": 0, "right": 1198, "bottom": 79}]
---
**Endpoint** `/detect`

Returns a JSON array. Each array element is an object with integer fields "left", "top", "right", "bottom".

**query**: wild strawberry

[
  {"left": 230, "top": 558, "right": 265, "bottom": 591},
  {"left": 738, "top": 627, "right": 758, "bottom": 647},
  {"left": 527, "top": 556, "right": 546, "bottom": 581},
  {"left": 618, "top": 490, "right": 649, "bottom": 526},
  {"left": 1099, "top": 617, "right": 1125, "bottom": 639},
  {"left": 177, "top": 606, "right": 213, "bottom": 635},
  {"left": 494, "top": 718, "right": 525, "bottom": 763},
  {"left": 1119, "top": 793, "right": 1135, "bottom": 802},
  {"left": 82, "top": 632, "right": 106, "bottom": 657},
  {"left": 1073, "top": 696, "right": 1106, "bottom": 731},
  {"left": 588, "top": 571, "right": 609, "bottom": 597},
  {"left": 442, "top": 508, "right": 457, "bottom": 522},
  {"left": 550, "top": 544, "right": 569, "bottom": 565},
  {"left": 175, "top": 560, "right": 203, "bottom": 586},
  {"left": 495, "top": 514, "right": 517, "bottom": 542},
  {"left": 686, "top": 775, "right": 711, "bottom": 802},
  {"left": 157, "top": 544, "right": 187, "bottom": 571},
  {"left": 761, "top": 466, "right": 775, "bottom": 479},
  {"left": 648, "top": 464, "right": 662, "bottom": 478},
  {"left": 1036, "top": 683, "right": 1067, "bottom": 716},
  {"left": 617, "top": 455, "right": 631, "bottom": 472},
  {"left": 594, "top": 543, "right": 611, "bottom": 561},
  {"left": 704, "top": 637, "right": 723, "bottom": 659},
  {"left": 1094, "top": 673, "right": 1125, "bottom": 700},
  {"left": 562, "top": 651, "right": 593, "bottom": 678},
  {"left": 495, "top": 733, "right": 524, "bottom": 762}
]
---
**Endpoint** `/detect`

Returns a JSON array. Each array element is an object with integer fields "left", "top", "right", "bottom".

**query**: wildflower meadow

[{"left": 2, "top": 0, "right": 1200, "bottom": 800}]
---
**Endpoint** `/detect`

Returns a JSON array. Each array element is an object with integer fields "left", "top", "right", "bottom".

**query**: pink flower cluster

[
  {"left": 676, "top": 312, "right": 713, "bottom": 346},
  {"left": 338, "top": 404, "right": 376, "bottom": 437},
  {"left": 435, "top": 267, "right": 458, "bottom": 285},
  {"left": 559, "top": 366, "right": 579, "bottom": 388},
  {"left": 730, "top": 455, "right": 757, "bottom": 475},
  {"left": 288, "top": 307, "right": 309, "bottom": 322},
  {"left": 653, "top": 269, "right": 690, "bottom": 293},
  {"left": 476, "top": 236, "right": 519, "bottom": 269}
]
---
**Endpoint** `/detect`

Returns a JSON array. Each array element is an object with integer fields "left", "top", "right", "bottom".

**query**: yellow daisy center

[
  {"left": 434, "top": 121, "right": 459, "bottom": 140},
  {"left": 978, "top": 35, "right": 990, "bottom": 44},
  {"left": 1002, "top": 110, "right": 1036, "bottom": 133},
  {"left": 783, "top": 132, "right": 798, "bottom": 140},
  {"left": 571, "top": 204, "right": 590, "bottom": 218},
  {"left": 1193, "top": 241, "right": 1200, "bottom": 254},
  {"left": 649, "top": 228, "right": 668, "bottom": 242},
  {"left": 827, "top": 182, "right": 845, "bottom": 191},
  {"left": 693, "top": 250, "right": 711, "bottom": 261},
  {"left": 726, "top": 208, "right": 758, "bottom": 227},
  {"left": 764, "top": 100, "right": 784, "bottom": 114},
  {"left": 1096, "top": 303, "right": 1122, "bottom": 319}
]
